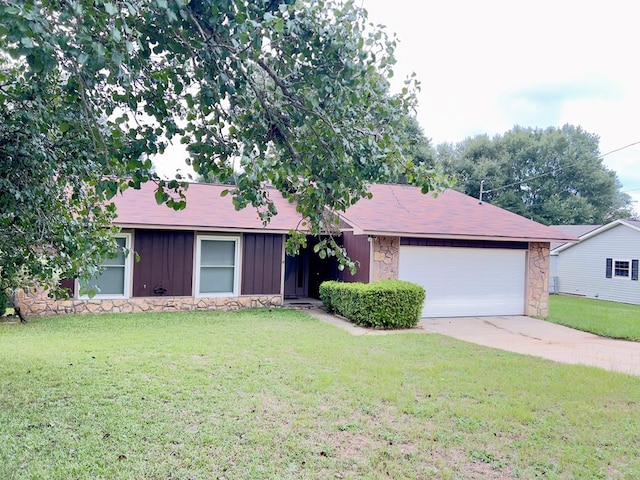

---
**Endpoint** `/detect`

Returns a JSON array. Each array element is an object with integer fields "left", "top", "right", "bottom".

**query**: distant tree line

[{"left": 393, "top": 123, "right": 635, "bottom": 225}]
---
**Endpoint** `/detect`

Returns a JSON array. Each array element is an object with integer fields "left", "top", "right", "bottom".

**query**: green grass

[
  {"left": 549, "top": 294, "right": 640, "bottom": 341},
  {"left": 2, "top": 309, "right": 640, "bottom": 479}
]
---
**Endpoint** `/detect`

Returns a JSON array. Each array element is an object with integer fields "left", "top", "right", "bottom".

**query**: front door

[{"left": 284, "top": 250, "right": 309, "bottom": 298}]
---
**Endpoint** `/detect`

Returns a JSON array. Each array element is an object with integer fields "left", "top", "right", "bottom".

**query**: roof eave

[
  {"left": 553, "top": 219, "right": 640, "bottom": 253},
  {"left": 114, "top": 223, "right": 296, "bottom": 234},
  {"left": 351, "top": 230, "right": 579, "bottom": 243}
]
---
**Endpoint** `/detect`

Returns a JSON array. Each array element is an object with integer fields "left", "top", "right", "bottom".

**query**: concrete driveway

[
  {"left": 420, "top": 316, "right": 640, "bottom": 376},
  {"left": 306, "top": 308, "right": 640, "bottom": 376}
]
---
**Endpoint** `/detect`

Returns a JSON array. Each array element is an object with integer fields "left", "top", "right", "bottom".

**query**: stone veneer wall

[
  {"left": 526, "top": 242, "right": 550, "bottom": 318},
  {"left": 370, "top": 236, "right": 400, "bottom": 282},
  {"left": 14, "top": 288, "right": 282, "bottom": 318}
]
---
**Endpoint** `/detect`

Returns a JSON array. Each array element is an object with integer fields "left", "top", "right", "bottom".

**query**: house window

[
  {"left": 614, "top": 260, "right": 630, "bottom": 278},
  {"left": 196, "top": 236, "right": 239, "bottom": 296},
  {"left": 83, "top": 234, "right": 131, "bottom": 298}
]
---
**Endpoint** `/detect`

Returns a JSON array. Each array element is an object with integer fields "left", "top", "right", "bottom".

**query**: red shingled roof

[
  {"left": 112, "top": 182, "right": 578, "bottom": 242},
  {"left": 340, "top": 184, "right": 578, "bottom": 242},
  {"left": 112, "top": 182, "right": 304, "bottom": 232}
]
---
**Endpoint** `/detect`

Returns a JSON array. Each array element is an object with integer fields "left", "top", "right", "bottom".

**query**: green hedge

[
  {"left": 0, "top": 290, "right": 7, "bottom": 317},
  {"left": 319, "top": 279, "right": 425, "bottom": 329}
]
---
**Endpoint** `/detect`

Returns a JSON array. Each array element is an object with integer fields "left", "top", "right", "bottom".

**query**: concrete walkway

[
  {"left": 306, "top": 308, "right": 640, "bottom": 376},
  {"left": 305, "top": 307, "right": 425, "bottom": 336}
]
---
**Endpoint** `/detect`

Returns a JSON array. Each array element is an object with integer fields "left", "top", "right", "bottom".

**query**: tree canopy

[
  {"left": 0, "top": 0, "right": 445, "bottom": 293},
  {"left": 437, "top": 125, "right": 635, "bottom": 225},
  {"left": 390, "top": 115, "right": 436, "bottom": 184}
]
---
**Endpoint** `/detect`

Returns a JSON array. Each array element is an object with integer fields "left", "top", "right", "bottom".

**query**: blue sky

[{"left": 362, "top": 0, "right": 640, "bottom": 214}]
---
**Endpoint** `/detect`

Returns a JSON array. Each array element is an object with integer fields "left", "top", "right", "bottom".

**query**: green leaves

[
  {"left": 103, "top": 2, "right": 117, "bottom": 15},
  {"left": 0, "top": 59, "right": 120, "bottom": 294},
  {"left": 0, "top": 0, "right": 446, "bottom": 289}
]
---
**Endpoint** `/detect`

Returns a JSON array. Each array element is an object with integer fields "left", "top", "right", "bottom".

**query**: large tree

[
  {"left": 0, "top": 0, "right": 444, "bottom": 293},
  {"left": 438, "top": 125, "right": 634, "bottom": 225},
  {"left": 390, "top": 115, "right": 437, "bottom": 184},
  {"left": 0, "top": 57, "right": 121, "bottom": 296}
]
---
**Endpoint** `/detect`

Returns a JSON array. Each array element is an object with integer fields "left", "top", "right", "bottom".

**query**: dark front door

[
  {"left": 284, "top": 250, "right": 309, "bottom": 298},
  {"left": 284, "top": 237, "right": 341, "bottom": 299}
]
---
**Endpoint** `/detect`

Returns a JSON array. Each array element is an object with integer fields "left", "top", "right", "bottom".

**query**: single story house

[
  {"left": 16, "top": 183, "right": 576, "bottom": 318},
  {"left": 550, "top": 219, "right": 640, "bottom": 304},
  {"left": 548, "top": 224, "right": 601, "bottom": 293}
]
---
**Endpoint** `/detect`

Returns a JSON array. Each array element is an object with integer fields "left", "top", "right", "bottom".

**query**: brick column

[{"left": 527, "top": 242, "right": 550, "bottom": 318}]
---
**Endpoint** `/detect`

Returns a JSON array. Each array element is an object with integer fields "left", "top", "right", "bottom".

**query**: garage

[{"left": 399, "top": 246, "right": 527, "bottom": 318}]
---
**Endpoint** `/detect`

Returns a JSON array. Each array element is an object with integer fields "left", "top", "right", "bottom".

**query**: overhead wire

[{"left": 482, "top": 139, "right": 640, "bottom": 194}]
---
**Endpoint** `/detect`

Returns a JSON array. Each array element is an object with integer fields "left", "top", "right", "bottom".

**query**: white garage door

[{"left": 399, "top": 246, "right": 526, "bottom": 318}]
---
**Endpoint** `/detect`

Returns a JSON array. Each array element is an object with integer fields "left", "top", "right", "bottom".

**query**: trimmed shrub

[
  {"left": 319, "top": 280, "right": 338, "bottom": 312},
  {"left": 0, "top": 290, "right": 7, "bottom": 317},
  {"left": 319, "top": 279, "right": 425, "bottom": 329}
]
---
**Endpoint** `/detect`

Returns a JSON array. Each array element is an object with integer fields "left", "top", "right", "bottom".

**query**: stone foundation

[
  {"left": 370, "top": 236, "right": 400, "bottom": 282},
  {"left": 14, "top": 288, "right": 282, "bottom": 318},
  {"left": 526, "top": 242, "right": 550, "bottom": 318}
]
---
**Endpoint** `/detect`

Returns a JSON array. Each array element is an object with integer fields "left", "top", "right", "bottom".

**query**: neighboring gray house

[
  {"left": 551, "top": 220, "right": 640, "bottom": 304},
  {"left": 548, "top": 225, "right": 600, "bottom": 293}
]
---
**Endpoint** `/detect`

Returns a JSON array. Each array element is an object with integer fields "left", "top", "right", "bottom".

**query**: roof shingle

[
  {"left": 112, "top": 182, "right": 578, "bottom": 242},
  {"left": 340, "top": 184, "right": 578, "bottom": 242},
  {"left": 112, "top": 182, "right": 304, "bottom": 232}
]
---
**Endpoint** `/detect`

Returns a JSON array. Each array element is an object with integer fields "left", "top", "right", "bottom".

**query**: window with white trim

[
  {"left": 83, "top": 234, "right": 132, "bottom": 298},
  {"left": 606, "top": 258, "right": 639, "bottom": 281},
  {"left": 614, "top": 260, "right": 630, "bottom": 278},
  {"left": 196, "top": 236, "right": 239, "bottom": 296}
]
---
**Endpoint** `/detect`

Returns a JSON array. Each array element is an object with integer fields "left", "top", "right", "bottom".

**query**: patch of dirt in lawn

[
  {"left": 322, "top": 430, "right": 377, "bottom": 459},
  {"left": 189, "top": 353, "right": 208, "bottom": 364},
  {"left": 430, "top": 447, "right": 515, "bottom": 479}
]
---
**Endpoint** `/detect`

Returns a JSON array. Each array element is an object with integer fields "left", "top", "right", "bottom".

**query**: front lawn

[
  {"left": 1, "top": 309, "right": 639, "bottom": 479},
  {"left": 549, "top": 294, "right": 640, "bottom": 341}
]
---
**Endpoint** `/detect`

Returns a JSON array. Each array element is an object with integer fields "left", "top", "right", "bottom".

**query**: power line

[
  {"left": 600, "top": 140, "right": 640, "bottom": 158},
  {"left": 483, "top": 139, "right": 640, "bottom": 194}
]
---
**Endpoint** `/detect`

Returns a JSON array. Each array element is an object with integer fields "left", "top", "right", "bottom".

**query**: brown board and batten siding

[
  {"left": 339, "top": 231, "right": 371, "bottom": 283},
  {"left": 132, "top": 230, "right": 195, "bottom": 297},
  {"left": 59, "top": 278, "right": 76, "bottom": 297},
  {"left": 241, "top": 233, "right": 284, "bottom": 295}
]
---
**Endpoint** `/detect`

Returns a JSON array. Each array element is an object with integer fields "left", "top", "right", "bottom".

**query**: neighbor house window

[
  {"left": 614, "top": 260, "right": 630, "bottom": 278},
  {"left": 196, "top": 236, "right": 239, "bottom": 296},
  {"left": 606, "top": 258, "right": 639, "bottom": 280},
  {"left": 83, "top": 234, "right": 132, "bottom": 298}
]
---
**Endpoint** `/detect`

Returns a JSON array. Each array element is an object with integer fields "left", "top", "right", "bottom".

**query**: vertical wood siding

[
  {"left": 59, "top": 278, "right": 75, "bottom": 297},
  {"left": 132, "top": 230, "right": 194, "bottom": 297},
  {"left": 241, "top": 233, "right": 283, "bottom": 295},
  {"left": 339, "top": 231, "right": 370, "bottom": 283}
]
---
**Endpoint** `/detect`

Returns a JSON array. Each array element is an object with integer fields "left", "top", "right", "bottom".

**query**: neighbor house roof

[
  {"left": 340, "top": 184, "right": 579, "bottom": 243},
  {"left": 549, "top": 224, "right": 601, "bottom": 251},
  {"left": 551, "top": 219, "right": 640, "bottom": 254},
  {"left": 626, "top": 219, "right": 640, "bottom": 228},
  {"left": 113, "top": 182, "right": 304, "bottom": 233}
]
